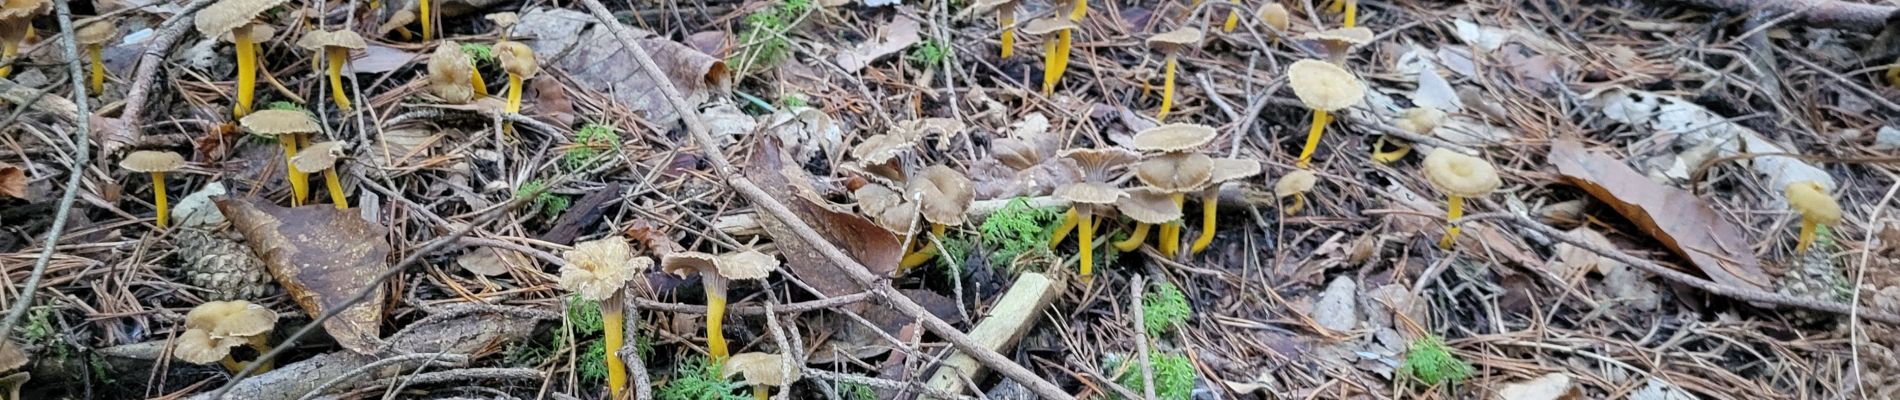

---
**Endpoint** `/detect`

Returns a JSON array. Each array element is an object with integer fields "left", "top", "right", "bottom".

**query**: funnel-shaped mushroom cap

[
  {"left": 1146, "top": 27, "right": 1203, "bottom": 53},
  {"left": 291, "top": 141, "right": 344, "bottom": 172},
  {"left": 496, "top": 41, "right": 538, "bottom": 77},
  {"left": 851, "top": 133, "right": 915, "bottom": 165},
  {"left": 0, "top": 0, "right": 47, "bottom": 20},
  {"left": 715, "top": 250, "right": 779, "bottom": 280},
  {"left": 486, "top": 12, "right": 519, "bottom": 29},
  {"left": 854, "top": 184, "right": 919, "bottom": 233},
  {"left": 1059, "top": 148, "right": 1140, "bottom": 181},
  {"left": 992, "top": 126, "right": 1060, "bottom": 171},
  {"left": 378, "top": 10, "right": 417, "bottom": 36},
  {"left": 1785, "top": 181, "right": 1842, "bottom": 225},
  {"left": 1259, "top": 4, "right": 1289, "bottom": 32},
  {"left": 722, "top": 352, "right": 800, "bottom": 387},
  {"left": 1288, "top": 59, "right": 1365, "bottom": 112},
  {"left": 1117, "top": 187, "right": 1183, "bottom": 223},
  {"left": 173, "top": 329, "right": 242, "bottom": 364},
  {"left": 240, "top": 109, "right": 319, "bottom": 136},
  {"left": 1022, "top": 16, "right": 1078, "bottom": 35},
  {"left": 906, "top": 165, "right": 975, "bottom": 226},
  {"left": 898, "top": 118, "right": 965, "bottom": 139},
  {"left": 0, "top": 341, "right": 24, "bottom": 372},
  {"left": 219, "top": 22, "right": 275, "bottom": 43},
  {"left": 1422, "top": 148, "right": 1500, "bottom": 198},
  {"left": 120, "top": 151, "right": 185, "bottom": 173},
  {"left": 1205, "top": 158, "right": 1262, "bottom": 185},
  {"left": 1275, "top": 170, "right": 1317, "bottom": 197},
  {"left": 75, "top": 18, "right": 115, "bottom": 45},
  {"left": 194, "top": 0, "right": 288, "bottom": 36},
  {"left": 560, "top": 237, "right": 645, "bottom": 301},
  {"left": 428, "top": 42, "right": 477, "bottom": 103},
  {"left": 1054, "top": 181, "right": 1126, "bottom": 205},
  {"left": 1395, "top": 107, "right": 1446, "bottom": 135},
  {"left": 1131, "top": 123, "right": 1217, "bottom": 152},
  {"left": 297, "top": 29, "right": 367, "bottom": 50},
  {"left": 1134, "top": 152, "right": 1213, "bottom": 192},
  {"left": 185, "top": 300, "right": 278, "bottom": 337},
  {"left": 661, "top": 251, "right": 718, "bottom": 277}
]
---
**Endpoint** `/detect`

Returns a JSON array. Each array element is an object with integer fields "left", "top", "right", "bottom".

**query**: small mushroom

[
  {"left": 0, "top": 0, "right": 47, "bottom": 78},
  {"left": 290, "top": 141, "right": 349, "bottom": 209},
  {"left": 0, "top": 340, "right": 23, "bottom": 373},
  {"left": 724, "top": 352, "right": 799, "bottom": 400},
  {"left": 1146, "top": 28, "right": 1203, "bottom": 122},
  {"left": 1022, "top": 16, "right": 1079, "bottom": 95},
  {"left": 120, "top": 151, "right": 186, "bottom": 227},
  {"left": 664, "top": 249, "right": 780, "bottom": 361},
  {"left": 1785, "top": 181, "right": 1842, "bottom": 253},
  {"left": 487, "top": 12, "right": 518, "bottom": 38},
  {"left": 970, "top": 0, "right": 1022, "bottom": 58},
  {"left": 1133, "top": 152, "right": 1213, "bottom": 256},
  {"left": 295, "top": 30, "right": 367, "bottom": 111},
  {"left": 0, "top": 371, "right": 22, "bottom": 400},
  {"left": 1376, "top": 107, "right": 1446, "bottom": 164},
  {"left": 177, "top": 300, "right": 279, "bottom": 372},
  {"left": 854, "top": 183, "right": 920, "bottom": 234},
  {"left": 559, "top": 237, "right": 650, "bottom": 396},
  {"left": 75, "top": 17, "right": 115, "bottom": 93},
  {"left": 1422, "top": 148, "right": 1500, "bottom": 249},
  {"left": 496, "top": 41, "right": 537, "bottom": 117},
  {"left": 427, "top": 40, "right": 476, "bottom": 104},
  {"left": 898, "top": 165, "right": 975, "bottom": 271},
  {"left": 1297, "top": 27, "right": 1373, "bottom": 64},
  {"left": 1050, "top": 148, "right": 1138, "bottom": 281},
  {"left": 1322, "top": 0, "right": 1362, "bottom": 27},
  {"left": 377, "top": 10, "right": 417, "bottom": 41},
  {"left": 845, "top": 132, "right": 918, "bottom": 186},
  {"left": 241, "top": 109, "right": 321, "bottom": 205},
  {"left": 1113, "top": 187, "right": 1184, "bottom": 252},
  {"left": 1131, "top": 123, "right": 1217, "bottom": 153},
  {"left": 1189, "top": 158, "right": 1260, "bottom": 254},
  {"left": 195, "top": 0, "right": 289, "bottom": 117},
  {"left": 1275, "top": 170, "right": 1317, "bottom": 215},
  {"left": 1286, "top": 59, "right": 1366, "bottom": 168},
  {"left": 1259, "top": 3, "right": 1289, "bottom": 43}
]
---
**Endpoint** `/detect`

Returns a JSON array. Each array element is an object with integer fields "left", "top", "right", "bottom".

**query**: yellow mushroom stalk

[
  {"left": 240, "top": 109, "right": 321, "bottom": 207},
  {"left": 1024, "top": 17, "right": 1079, "bottom": 96},
  {"left": 120, "top": 151, "right": 185, "bottom": 227},
  {"left": 1286, "top": 59, "right": 1366, "bottom": 169},
  {"left": 1000, "top": 9, "right": 1016, "bottom": 58},
  {"left": 1146, "top": 28, "right": 1202, "bottom": 122},
  {"left": 1785, "top": 181, "right": 1842, "bottom": 253},
  {"left": 297, "top": 30, "right": 368, "bottom": 111},
  {"left": 1188, "top": 158, "right": 1259, "bottom": 254},
  {"left": 1421, "top": 149, "right": 1501, "bottom": 250},
  {"left": 898, "top": 223, "right": 947, "bottom": 270},
  {"left": 664, "top": 250, "right": 779, "bottom": 363},
  {"left": 1049, "top": 207, "right": 1079, "bottom": 247},
  {"left": 1222, "top": 0, "right": 1240, "bottom": 32},
  {"left": 1344, "top": 0, "right": 1359, "bottom": 27},
  {"left": 233, "top": 26, "right": 258, "bottom": 117},
  {"left": 419, "top": 0, "right": 433, "bottom": 41},
  {"left": 1055, "top": 149, "right": 1137, "bottom": 279},
  {"left": 561, "top": 238, "right": 649, "bottom": 397},
  {"left": 1077, "top": 208, "right": 1095, "bottom": 278},
  {"left": 497, "top": 42, "right": 537, "bottom": 129},
  {"left": 1161, "top": 193, "right": 1184, "bottom": 256},
  {"left": 1112, "top": 223, "right": 1150, "bottom": 251},
  {"left": 292, "top": 141, "right": 349, "bottom": 209}
]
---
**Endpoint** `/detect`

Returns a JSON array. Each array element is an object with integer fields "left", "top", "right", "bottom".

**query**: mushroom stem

[
  {"left": 753, "top": 386, "right": 768, "bottom": 400},
  {"left": 325, "top": 48, "right": 352, "bottom": 111},
  {"left": 0, "top": 40, "right": 16, "bottom": 77},
  {"left": 1190, "top": 188, "right": 1219, "bottom": 254},
  {"left": 233, "top": 26, "right": 258, "bottom": 118},
  {"left": 602, "top": 295, "right": 628, "bottom": 396},
  {"left": 1077, "top": 209, "right": 1095, "bottom": 281},
  {"left": 1156, "top": 55, "right": 1177, "bottom": 122},
  {"left": 1796, "top": 219, "right": 1821, "bottom": 253},
  {"left": 88, "top": 44, "right": 105, "bottom": 93},
  {"left": 420, "top": 0, "right": 433, "bottom": 42},
  {"left": 1343, "top": 0, "right": 1359, "bottom": 27},
  {"left": 151, "top": 171, "right": 170, "bottom": 227},
  {"left": 1160, "top": 193, "right": 1185, "bottom": 257},
  {"left": 1438, "top": 195, "right": 1464, "bottom": 249},
  {"left": 703, "top": 277, "right": 731, "bottom": 361},
  {"left": 246, "top": 335, "right": 274, "bottom": 372},
  {"left": 1113, "top": 223, "right": 1150, "bottom": 252},
  {"left": 323, "top": 170, "right": 347, "bottom": 209},
  {"left": 471, "top": 67, "right": 490, "bottom": 98},
  {"left": 899, "top": 223, "right": 948, "bottom": 270},
  {"left": 1285, "top": 193, "right": 1305, "bottom": 215},
  {"left": 1049, "top": 207, "right": 1079, "bottom": 247},
  {"left": 1041, "top": 31, "right": 1072, "bottom": 95},
  {"left": 1888, "top": 62, "right": 1900, "bottom": 87},
  {"left": 506, "top": 73, "right": 524, "bottom": 113},
  {"left": 1222, "top": 0, "right": 1240, "bottom": 32},
  {"left": 998, "top": 8, "right": 1015, "bottom": 59},
  {"left": 279, "top": 137, "right": 308, "bottom": 206},
  {"left": 1296, "top": 109, "right": 1330, "bottom": 169},
  {"left": 395, "top": 27, "right": 413, "bottom": 41},
  {"left": 219, "top": 356, "right": 244, "bottom": 373},
  {"left": 1070, "top": 0, "right": 1088, "bottom": 20},
  {"left": 1371, "top": 135, "right": 1411, "bottom": 164}
]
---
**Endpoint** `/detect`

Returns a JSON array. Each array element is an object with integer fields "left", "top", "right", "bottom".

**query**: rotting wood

[{"left": 923, "top": 272, "right": 1066, "bottom": 398}]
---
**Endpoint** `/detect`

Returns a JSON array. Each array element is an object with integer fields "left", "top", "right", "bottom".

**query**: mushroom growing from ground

[
  {"left": 558, "top": 237, "right": 649, "bottom": 397},
  {"left": 295, "top": 30, "right": 367, "bottom": 111},
  {"left": 1785, "top": 181, "right": 1842, "bottom": 253},
  {"left": 1259, "top": 3, "right": 1289, "bottom": 43},
  {"left": 1050, "top": 148, "right": 1138, "bottom": 281},
  {"left": 1422, "top": 148, "right": 1500, "bottom": 249},
  {"left": 1130, "top": 123, "right": 1216, "bottom": 256},
  {"left": 0, "top": 340, "right": 23, "bottom": 399},
  {"left": 241, "top": 109, "right": 320, "bottom": 206},
  {"left": 195, "top": 0, "right": 288, "bottom": 118},
  {"left": 120, "top": 151, "right": 185, "bottom": 227},
  {"left": 898, "top": 165, "right": 975, "bottom": 271},
  {"left": 723, "top": 352, "right": 799, "bottom": 400},
  {"left": 1146, "top": 28, "right": 1202, "bottom": 122},
  {"left": 1298, "top": 27, "right": 1373, "bottom": 65},
  {"left": 1275, "top": 169, "right": 1317, "bottom": 215},
  {"left": 1287, "top": 59, "right": 1366, "bottom": 169},
  {"left": 970, "top": 0, "right": 1021, "bottom": 58},
  {"left": 175, "top": 300, "right": 278, "bottom": 372},
  {"left": 496, "top": 41, "right": 537, "bottom": 117},
  {"left": 290, "top": 141, "right": 348, "bottom": 209},
  {"left": 1113, "top": 187, "right": 1184, "bottom": 252},
  {"left": 428, "top": 41, "right": 476, "bottom": 104},
  {"left": 663, "top": 249, "right": 779, "bottom": 361},
  {"left": 75, "top": 17, "right": 114, "bottom": 93},
  {"left": 0, "top": 0, "right": 47, "bottom": 78},
  {"left": 1189, "top": 157, "right": 1260, "bottom": 254},
  {"left": 1376, "top": 107, "right": 1446, "bottom": 164},
  {"left": 1327, "top": 0, "right": 1361, "bottom": 27},
  {"left": 1022, "top": 16, "right": 1079, "bottom": 95}
]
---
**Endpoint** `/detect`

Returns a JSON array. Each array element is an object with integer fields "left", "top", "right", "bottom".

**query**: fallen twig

[
  {"left": 1131, "top": 276, "right": 1157, "bottom": 400},
  {"left": 1667, "top": 0, "right": 1895, "bottom": 31}
]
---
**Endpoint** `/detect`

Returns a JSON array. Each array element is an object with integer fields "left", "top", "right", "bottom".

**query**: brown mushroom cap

[
  {"left": 854, "top": 184, "right": 919, "bottom": 233},
  {"left": 218, "top": 22, "right": 276, "bottom": 43},
  {"left": 1287, "top": 59, "right": 1366, "bottom": 112},
  {"left": 661, "top": 251, "right": 719, "bottom": 277},
  {"left": 1146, "top": 27, "right": 1203, "bottom": 54},
  {"left": 427, "top": 41, "right": 476, "bottom": 103},
  {"left": 0, "top": 340, "right": 24, "bottom": 372},
  {"left": 1259, "top": 4, "right": 1289, "bottom": 32},
  {"left": 75, "top": 18, "right": 115, "bottom": 45},
  {"left": 485, "top": 12, "right": 519, "bottom": 30},
  {"left": 722, "top": 352, "right": 800, "bottom": 387},
  {"left": 240, "top": 109, "right": 320, "bottom": 136},
  {"left": 968, "top": 0, "right": 1021, "bottom": 12},
  {"left": 290, "top": 141, "right": 344, "bottom": 172},
  {"left": 1116, "top": 187, "right": 1183, "bottom": 224},
  {"left": 377, "top": 10, "right": 417, "bottom": 36},
  {"left": 194, "top": 0, "right": 288, "bottom": 36},
  {"left": 1275, "top": 170, "right": 1317, "bottom": 197},
  {"left": 1422, "top": 148, "right": 1501, "bottom": 198},
  {"left": 1054, "top": 181, "right": 1126, "bottom": 205},
  {"left": 559, "top": 237, "right": 645, "bottom": 301},
  {"left": 1785, "top": 181, "right": 1842, "bottom": 225},
  {"left": 851, "top": 133, "right": 915, "bottom": 165},
  {"left": 992, "top": 125, "right": 1060, "bottom": 171},
  {"left": 715, "top": 250, "right": 779, "bottom": 280},
  {"left": 1134, "top": 152, "right": 1213, "bottom": 193},
  {"left": 173, "top": 329, "right": 242, "bottom": 364},
  {"left": 296, "top": 29, "right": 367, "bottom": 51},
  {"left": 907, "top": 165, "right": 975, "bottom": 226},
  {"left": 185, "top": 300, "right": 278, "bottom": 337},
  {"left": 1130, "top": 123, "right": 1216, "bottom": 152},
  {"left": 496, "top": 41, "right": 538, "bottom": 77},
  {"left": 1021, "top": 16, "right": 1078, "bottom": 35},
  {"left": 1205, "top": 158, "right": 1262, "bottom": 185},
  {"left": 0, "top": 0, "right": 48, "bottom": 21},
  {"left": 120, "top": 150, "right": 186, "bottom": 173},
  {"left": 1058, "top": 148, "right": 1140, "bottom": 181}
]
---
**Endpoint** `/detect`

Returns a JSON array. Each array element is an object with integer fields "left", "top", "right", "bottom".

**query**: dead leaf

[
  {"left": 1494, "top": 373, "right": 1581, "bottom": 400},
  {"left": 456, "top": 248, "right": 526, "bottom": 276},
  {"left": 835, "top": 17, "right": 921, "bottom": 73},
  {"left": 518, "top": 8, "right": 729, "bottom": 129},
  {"left": 529, "top": 77, "right": 576, "bottom": 127},
  {"left": 0, "top": 162, "right": 24, "bottom": 199},
  {"left": 218, "top": 197, "right": 390, "bottom": 354},
  {"left": 746, "top": 136, "right": 901, "bottom": 298},
  {"left": 1550, "top": 139, "right": 1771, "bottom": 291},
  {"left": 340, "top": 44, "right": 422, "bottom": 75}
]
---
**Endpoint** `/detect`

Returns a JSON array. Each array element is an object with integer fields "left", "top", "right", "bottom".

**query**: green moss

[
  {"left": 730, "top": 0, "right": 814, "bottom": 73},
  {"left": 907, "top": 39, "right": 949, "bottom": 67},
  {"left": 578, "top": 339, "right": 609, "bottom": 383},
  {"left": 936, "top": 235, "right": 973, "bottom": 279},
  {"left": 266, "top": 101, "right": 306, "bottom": 112},
  {"left": 656, "top": 356, "right": 749, "bottom": 400},
  {"left": 838, "top": 381, "right": 876, "bottom": 400},
  {"left": 567, "top": 295, "right": 604, "bottom": 335},
  {"left": 514, "top": 180, "right": 570, "bottom": 219},
  {"left": 461, "top": 43, "right": 495, "bottom": 62},
  {"left": 1397, "top": 335, "right": 1473, "bottom": 387},
  {"left": 979, "top": 198, "right": 1062, "bottom": 268},
  {"left": 563, "top": 122, "right": 621, "bottom": 171},
  {"left": 777, "top": 93, "right": 808, "bottom": 108},
  {"left": 1106, "top": 353, "right": 1197, "bottom": 400},
  {"left": 1142, "top": 282, "right": 1191, "bottom": 337}
]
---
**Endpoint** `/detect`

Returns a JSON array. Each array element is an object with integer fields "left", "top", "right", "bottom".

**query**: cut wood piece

[{"left": 922, "top": 272, "right": 1065, "bottom": 398}]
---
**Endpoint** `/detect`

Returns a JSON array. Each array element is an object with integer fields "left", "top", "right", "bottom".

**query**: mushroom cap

[
  {"left": 184, "top": 300, "right": 278, "bottom": 337},
  {"left": 722, "top": 352, "right": 800, "bottom": 387},
  {"left": 661, "top": 251, "right": 719, "bottom": 277},
  {"left": 0, "top": 340, "right": 24, "bottom": 372},
  {"left": 485, "top": 12, "right": 519, "bottom": 29},
  {"left": 1259, "top": 3, "right": 1289, "bottom": 32},
  {"left": 377, "top": 10, "right": 417, "bottom": 36},
  {"left": 120, "top": 150, "right": 185, "bottom": 172},
  {"left": 854, "top": 184, "right": 919, "bottom": 233},
  {"left": 907, "top": 165, "right": 975, "bottom": 226},
  {"left": 1287, "top": 59, "right": 1366, "bottom": 112},
  {"left": 1301, "top": 27, "right": 1374, "bottom": 45},
  {"left": 1422, "top": 148, "right": 1501, "bottom": 198},
  {"left": 296, "top": 29, "right": 367, "bottom": 50},
  {"left": 1130, "top": 123, "right": 1217, "bottom": 152},
  {"left": 1054, "top": 181, "right": 1126, "bottom": 205},
  {"left": 290, "top": 141, "right": 344, "bottom": 172},
  {"left": 851, "top": 133, "right": 916, "bottom": 165},
  {"left": 75, "top": 18, "right": 115, "bottom": 45},
  {"left": 496, "top": 41, "right": 538, "bottom": 77},
  {"left": 715, "top": 250, "right": 779, "bottom": 280},
  {"left": 1058, "top": 148, "right": 1140, "bottom": 181},
  {"left": 560, "top": 237, "right": 645, "bottom": 301},
  {"left": 0, "top": 0, "right": 48, "bottom": 21},
  {"left": 194, "top": 0, "right": 289, "bottom": 36},
  {"left": 172, "top": 329, "right": 242, "bottom": 364},
  {"left": 427, "top": 41, "right": 476, "bottom": 103},
  {"left": 1116, "top": 187, "right": 1184, "bottom": 224},
  {"left": 1146, "top": 27, "right": 1203, "bottom": 53},
  {"left": 1134, "top": 152, "right": 1213, "bottom": 192},
  {"left": 1021, "top": 16, "right": 1077, "bottom": 35},
  {"left": 1395, "top": 107, "right": 1447, "bottom": 135},
  {"left": 219, "top": 22, "right": 276, "bottom": 43},
  {"left": 1205, "top": 157, "right": 1262, "bottom": 185},
  {"left": 1785, "top": 181, "right": 1842, "bottom": 225},
  {"left": 992, "top": 125, "right": 1060, "bottom": 171},
  {"left": 1275, "top": 170, "right": 1317, "bottom": 197},
  {"left": 239, "top": 109, "right": 319, "bottom": 135}
]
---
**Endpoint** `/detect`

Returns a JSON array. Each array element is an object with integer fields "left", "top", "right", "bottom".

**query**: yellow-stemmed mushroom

[
  {"left": 1130, "top": 123, "right": 1216, "bottom": 256},
  {"left": 1259, "top": 4, "right": 1289, "bottom": 43},
  {"left": 1297, "top": 27, "right": 1372, "bottom": 65},
  {"left": 971, "top": 0, "right": 1022, "bottom": 59},
  {"left": 0, "top": 0, "right": 47, "bottom": 78},
  {"left": 663, "top": 249, "right": 779, "bottom": 362},
  {"left": 1113, "top": 187, "right": 1184, "bottom": 252},
  {"left": 1324, "top": 0, "right": 1361, "bottom": 27},
  {"left": 1147, "top": 28, "right": 1203, "bottom": 122},
  {"left": 558, "top": 237, "right": 649, "bottom": 397},
  {"left": 120, "top": 151, "right": 185, "bottom": 227},
  {"left": 1376, "top": 107, "right": 1445, "bottom": 164},
  {"left": 724, "top": 352, "right": 800, "bottom": 400},
  {"left": 1022, "top": 16, "right": 1078, "bottom": 95},
  {"left": 1188, "top": 157, "right": 1260, "bottom": 254},
  {"left": 1422, "top": 148, "right": 1500, "bottom": 249},
  {"left": 75, "top": 17, "right": 114, "bottom": 93},
  {"left": 295, "top": 30, "right": 366, "bottom": 111},
  {"left": 195, "top": 0, "right": 288, "bottom": 118},
  {"left": 426, "top": 40, "right": 475, "bottom": 104},
  {"left": 176, "top": 300, "right": 278, "bottom": 372},
  {"left": 488, "top": 12, "right": 519, "bottom": 38},
  {"left": 1287, "top": 59, "right": 1366, "bottom": 169},
  {"left": 1275, "top": 169, "right": 1317, "bottom": 215},
  {"left": 1050, "top": 148, "right": 1138, "bottom": 281},
  {"left": 1785, "top": 181, "right": 1842, "bottom": 253},
  {"left": 240, "top": 109, "right": 320, "bottom": 206},
  {"left": 496, "top": 41, "right": 537, "bottom": 117},
  {"left": 290, "top": 141, "right": 349, "bottom": 209},
  {"left": 899, "top": 165, "right": 975, "bottom": 271}
]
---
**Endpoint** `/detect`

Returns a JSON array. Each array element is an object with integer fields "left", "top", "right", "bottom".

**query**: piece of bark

[
  {"left": 922, "top": 272, "right": 1065, "bottom": 397},
  {"left": 537, "top": 182, "right": 623, "bottom": 245}
]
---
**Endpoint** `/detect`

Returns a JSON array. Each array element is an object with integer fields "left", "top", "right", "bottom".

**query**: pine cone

[{"left": 174, "top": 228, "right": 276, "bottom": 301}]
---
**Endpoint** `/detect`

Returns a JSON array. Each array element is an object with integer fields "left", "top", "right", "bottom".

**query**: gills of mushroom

[
  {"left": 1189, "top": 158, "right": 1259, "bottom": 254},
  {"left": 1785, "top": 181, "right": 1842, "bottom": 253},
  {"left": 561, "top": 238, "right": 646, "bottom": 397},
  {"left": 1422, "top": 148, "right": 1501, "bottom": 250},
  {"left": 1287, "top": 59, "right": 1367, "bottom": 169}
]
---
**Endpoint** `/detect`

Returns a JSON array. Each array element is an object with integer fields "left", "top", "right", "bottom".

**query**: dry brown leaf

[
  {"left": 456, "top": 248, "right": 525, "bottom": 276},
  {"left": 217, "top": 197, "right": 390, "bottom": 354},
  {"left": 0, "top": 162, "right": 24, "bottom": 199},
  {"left": 834, "top": 17, "right": 921, "bottom": 73},
  {"left": 1549, "top": 139, "right": 1771, "bottom": 291},
  {"left": 745, "top": 137, "right": 900, "bottom": 298},
  {"left": 518, "top": 8, "right": 728, "bottom": 129}
]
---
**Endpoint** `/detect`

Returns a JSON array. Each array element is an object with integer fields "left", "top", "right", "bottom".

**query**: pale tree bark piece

[
  {"left": 217, "top": 197, "right": 389, "bottom": 355},
  {"left": 923, "top": 272, "right": 1064, "bottom": 398},
  {"left": 515, "top": 8, "right": 728, "bottom": 129}
]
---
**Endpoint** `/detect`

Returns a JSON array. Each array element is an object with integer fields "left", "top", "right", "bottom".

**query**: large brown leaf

[
  {"left": 516, "top": 8, "right": 728, "bottom": 129},
  {"left": 217, "top": 197, "right": 390, "bottom": 354},
  {"left": 1549, "top": 140, "right": 1771, "bottom": 290},
  {"left": 745, "top": 137, "right": 901, "bottom": 298}
]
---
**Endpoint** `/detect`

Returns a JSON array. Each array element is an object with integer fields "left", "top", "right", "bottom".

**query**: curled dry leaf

[
  {"left": 217, "top": 197, "right": 390, "bottom": 354},
  {"left": 745, "top": 136, "right": 900, "bottom": 297},
  {"left": 0, "top": 162, "right": 24, "bottom": 199},
  {"left": 518, "top": 8, "right": 728, "bottom": 129}
]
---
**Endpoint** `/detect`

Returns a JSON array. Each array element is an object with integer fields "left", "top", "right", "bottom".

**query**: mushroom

[
  {"left": 724, "top": 352, "right": 799, "bottom": 400},
  {"left": 1130, "top": 123, "right": 1216, "bottom": 256},
  {"left": 0, "top": 340, "right": 23, "bottom": 399},
  {"left": 176, "top": 300, "right": 279, "bottom": 372},
  {"left": 1188, "top": 157, "right": 1260, "bottom": 254},
  {"left": 1113, "top": 187, "right": 1184, "bottom": 252},
  {"left": 0, "top": 371, "right": 21, "bottom": 400},
  {"left": 0, "top": 0, "right": 47, "bottom": 78},
  {"left": 854, "top": 183, "right": 920, "bottom": 234},
  {"left": 663, "top": 249, "right": 779, "bottom": 361},
  {"left": 75, "top": 17, "right": 115, "bottom": 93},
  {"left": 898, "top": 165, "right": 975, "bottom": 271},
  {"left": 487, "top": 12, "right": 519, "bottom": 38},
  {"left": 119, "top": 151, "right": 185, "bottom": 227},
  {"left": 461, "top": 42, "right": 492, "bottom": 98},
  {"left": 496, "top": 41, "right": 537, "bottom": 117},
  {"left": 418, "top": 0, "right": 433, "bottom": 41},
  {"left": 1297, "top": 27, "right": 1372, "bottom": 64},
  {"left": 1275, "top": 169, "right": 1317, "bottom": 215},
  {"left": 1259, "top": 3, "right": 1289, "bottom": 42},
  {"left": 844, "top": 131, "right": 917, "bottom": 186},
  {"left": 195, "top": 0, "right": 289, "bottom": 118},
  {"left": 1022, "top": 16, "right": 1079, "bottom": 95},
  {"left": 1050, "top": 148, "right": 1138, "bottom": 281},
  {"left": 240, "top": 109, "right": 321, "bottom": 206},
  {"left": 378, "top": 10, "right": 416, "bottom": 41},
  {"left": 558, "top": 237, "right": 649, "bottom": 396},
  {"left": 427, "top": 40, "right": 475, "bottom": 104},
  {"left": 1146, "top": 28, "right": 1203, "bottom": 122},
  {"left": 1286, "top": 59, "right": 1366, "bottom": 169},
  {"left": 970, "top": 0, "right": 1021, "bottom": 58},
  {"left": 1785, "top": 181, "right": 1842, "bottom": 253},
  {"left": 290, "top": 141, "right": 349, "bottom": 209},
  {"left": 1421, "top": 148, "right": 1500, "bottom": 249},
  {"left": 295, "top": 30, "right": 367, "bottom": 111},
  {"left": 1376, "top": 107, "right": 1445, "bottom": 164}
]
